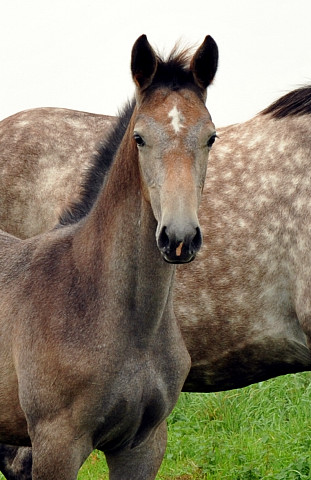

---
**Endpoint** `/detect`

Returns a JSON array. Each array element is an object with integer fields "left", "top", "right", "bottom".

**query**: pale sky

[{"left": 0, "top": 0, "right": 310, "bottom": 127}]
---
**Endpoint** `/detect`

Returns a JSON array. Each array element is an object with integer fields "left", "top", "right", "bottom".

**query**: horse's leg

[
  {"left": 295, "top": 281, "right": 311, "bottom": 354},
  {"left": 105, "top": 421, "right": 167, "bottom": 480},
  {"left": 29, "top": 419, "right": 92, "bottom": 480},
  {"left": 0, "top": 445, "right": 32, "bottom": 480}
]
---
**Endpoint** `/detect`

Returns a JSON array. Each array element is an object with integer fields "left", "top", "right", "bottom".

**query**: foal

[{"left": 0, "top": 35, "right": 218, "bottom": 480}]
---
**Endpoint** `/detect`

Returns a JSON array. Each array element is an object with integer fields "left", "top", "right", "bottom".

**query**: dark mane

[
  {"left": 261, "top": 86, "right": 311, "bottom": 119},
  {"left": 59, "top": 99, "right": 136, "bottom": 226},
  {"left": 59, "top": 46, "right": 202, "bottom": 227}
]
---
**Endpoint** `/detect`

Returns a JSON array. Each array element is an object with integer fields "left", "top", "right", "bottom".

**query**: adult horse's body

[
  {"left": 0, "top": 107, "right": 115, "bottom": 238},
  {"left": 1, "top": 87, "right": 311, "bottom": 394},
  {"left": 0, "top": 34, "right": 218, "bottom": 480}
]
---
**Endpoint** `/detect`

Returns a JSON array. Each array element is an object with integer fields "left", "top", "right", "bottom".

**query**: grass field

[{"left": 1, "top": 372, "right": 311, "bottom": 479}]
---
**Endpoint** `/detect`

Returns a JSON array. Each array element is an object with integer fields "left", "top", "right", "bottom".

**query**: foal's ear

[
  {"left": 190, "top": 35, "right": 219, "bottom": 91},
  {"left": 131, "top": 35, "right": 158, "bottom": 91}
]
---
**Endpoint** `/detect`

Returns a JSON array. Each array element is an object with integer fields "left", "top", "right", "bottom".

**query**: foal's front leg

[
  {"left": 104, "top": 421, "right": 167, "bottom": 480},
  {"left": 29, "top": 417, "right": 93, "bottom": 480}
]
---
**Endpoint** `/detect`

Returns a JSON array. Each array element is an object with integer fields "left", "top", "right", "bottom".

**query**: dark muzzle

[{"left": 157, "top": 225, "right": 202, "bottom": 263}]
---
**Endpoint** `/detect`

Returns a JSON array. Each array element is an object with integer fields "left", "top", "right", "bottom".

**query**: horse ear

[
  {"left": 190, "top": 35, "right": 219, "bottom": 91},
  {"left": 131, "top": 35, "right": 157, "bottom": 90}
]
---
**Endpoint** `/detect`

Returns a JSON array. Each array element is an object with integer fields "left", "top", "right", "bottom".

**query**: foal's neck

[{"left": 72, "top": 119, "right": 175, "bottom": 336}]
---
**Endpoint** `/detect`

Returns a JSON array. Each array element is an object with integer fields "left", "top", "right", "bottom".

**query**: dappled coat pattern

[
  {"left": 0, "top": 108, "right": 115, "bottom": 238},
  {"left": 178, "top": 86, "right": 311, "bottom": 390}
]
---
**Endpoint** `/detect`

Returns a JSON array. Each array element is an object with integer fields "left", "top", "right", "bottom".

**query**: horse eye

[
  {"left": 133, "top": 133, "right": 145, "bottom": 147},
  {"left": 207, "top": 134, "right": 217, "bottom": 148}
]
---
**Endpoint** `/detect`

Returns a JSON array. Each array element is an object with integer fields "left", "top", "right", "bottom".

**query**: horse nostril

[
  {"left": 158, "top": 226, "right": 170, "bottom": 252},
  {"left": 191, "top": 227, "right": 202, "bottom": 253}
]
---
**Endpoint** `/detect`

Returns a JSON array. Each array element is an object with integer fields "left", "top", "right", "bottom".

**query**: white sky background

[{"left": 0, "top": 0, "right": 310, "bottom": 127}]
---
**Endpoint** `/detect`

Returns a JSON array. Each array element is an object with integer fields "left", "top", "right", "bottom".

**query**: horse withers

[{"left": 0, "top": 35, "right": 218, "bottom": 480}]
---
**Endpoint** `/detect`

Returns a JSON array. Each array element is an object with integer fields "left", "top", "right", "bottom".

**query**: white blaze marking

[{"left": 168, "top": 105, "right": 184, "bottom": 133}]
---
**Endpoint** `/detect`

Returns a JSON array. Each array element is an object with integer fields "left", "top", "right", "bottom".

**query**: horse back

[{"left": 0, "top": 107, "right": 115, "bottom": 238}]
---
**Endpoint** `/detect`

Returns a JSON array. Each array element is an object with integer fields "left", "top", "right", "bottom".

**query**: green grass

[
  {"left": 159, "top": 373, "right": 311, "bottom": 479},
  {"left": 2, "top": 372, "right": 311, "bottom": 479}
]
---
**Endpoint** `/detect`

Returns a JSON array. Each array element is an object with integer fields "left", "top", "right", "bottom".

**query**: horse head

[{"left": 131, "top": 34, "right": 218, "bottom": 263}]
